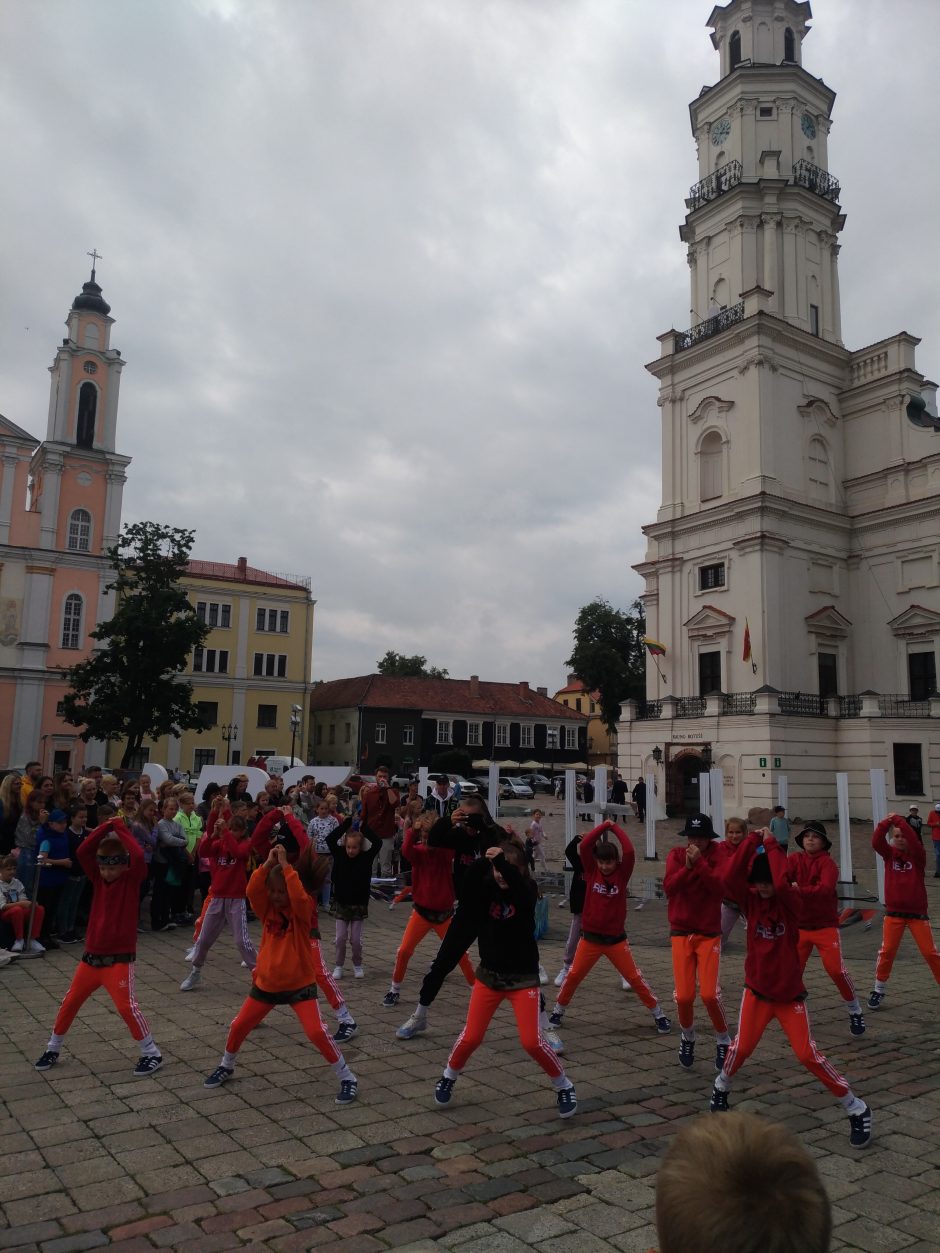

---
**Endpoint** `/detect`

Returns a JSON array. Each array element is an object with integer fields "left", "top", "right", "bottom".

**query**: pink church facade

[{"left": 0, "top": 269, "right": 130, "bottom": 772}]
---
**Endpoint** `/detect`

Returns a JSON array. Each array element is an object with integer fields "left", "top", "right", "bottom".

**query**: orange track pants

[
  {"left": 875, "top": 916, "right": 940, "bottom": 984},
  {"left": 670, "top": 934, "right": 727, "bottom": 1033},
  {"left": 392, "top": 912, "right": 475, "bottom": 986},
  {"left": 448, "top": 982, "right": 563, "bottom": 1079},
  {"left": 226, "top": 995, "right": 341, "bottom": 1063},
  {"left": 558, "top": 937, "right": 657, "bottom": 1010},
  {"left": 723, "top": 988, "right": 848, "bottom": 1097},
  {"left": 309, "top": 938, "right": 343, "bottom": 1011},
  {"left": 53, "top": 961, "right": 151, "bottom": 1042},
  {"left": 798, "top": 926, "right": 857, "bottom": 1001}
]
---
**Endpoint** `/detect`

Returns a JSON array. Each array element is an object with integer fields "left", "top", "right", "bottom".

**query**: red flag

[{"left": 743, "top": 619, "right": 752, "bottom": 663}]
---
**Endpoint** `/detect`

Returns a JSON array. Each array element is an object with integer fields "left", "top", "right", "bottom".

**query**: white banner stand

[
  {"left": 698, "top": 771, "right": 711, "bottom": 817},
  {"left": 593, "top": 766, "right": 608, "bottom": 826},
  {"left": 777, "top": 774, "right": 789, "bottom": 812},
  {"left": 709, "top": 766, "right": 724, "bottom": 837},
  {"left": 870, "top": 768, "right": 887, "bottom": 904},
  {"left": 836, "top": 771, "right": 854, "bottom": 884},
  {"left": 644, "top": 772, "right": 657, "bottom": 860},
  {"left": 488, "top": 763, "right": 499, "bottom": 819},
  {"left": 418, "top": 766, "right": 429, "bottom": 799},
  {"left": 564, "top": 769, "right": 578, "bottom": 846}
]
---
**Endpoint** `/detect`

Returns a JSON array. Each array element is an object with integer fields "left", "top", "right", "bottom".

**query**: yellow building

[
  {"left": 107, "top": 556, "right": 314, "bottom": 774},
  {"left": 553, "top": 675, "right": 616, "bottom": 767}
]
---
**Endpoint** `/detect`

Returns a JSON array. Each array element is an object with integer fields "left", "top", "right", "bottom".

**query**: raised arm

[
  {"left": 490, "top": 851, "right": 536, "bottom": 912},
  {"left": 719, "top": 831, "right": 762, "bottom": 902},
  {"left": 608, "top": 823, "right": 636, "bottom": 883},
  {"left": 872, "top": 817, "right": 894, "bottom": 860},
  {"left": 564, "top": 834, "right": 583, "bottom": 874},
  {"left": 326, "top": 815, "right": 353, "bottom": 856}
]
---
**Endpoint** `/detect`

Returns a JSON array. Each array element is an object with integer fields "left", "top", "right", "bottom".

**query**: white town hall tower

[{"left": 618, "top": 0, "right": 940, "bottom": 819}]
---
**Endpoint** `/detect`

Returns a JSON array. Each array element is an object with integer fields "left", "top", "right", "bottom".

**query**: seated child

[{"left": 1, "top": 853, "right": 44, "bottom": 952}]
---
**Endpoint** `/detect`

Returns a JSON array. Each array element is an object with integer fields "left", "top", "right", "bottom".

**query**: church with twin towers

[{"left": 617, "top": 0, "right": 940, "bottom": 820}]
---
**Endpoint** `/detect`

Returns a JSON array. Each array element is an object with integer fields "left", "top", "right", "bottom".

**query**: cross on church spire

[{"left": 86, "top": 248, "right": 103, "bottom": 281}]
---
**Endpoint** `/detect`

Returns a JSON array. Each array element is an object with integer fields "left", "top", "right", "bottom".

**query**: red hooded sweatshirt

[
  {"left": 78, "top": 819, "right": 147, "bottom": 958},
  {"left": 250, "top": 807, "right": 309, "bottom": 865},
  {"left": 580, "top": 822, "right": 635, "bottom": 942},
  {"left": 786, "top": 848, "right": 840, "bottom": 930},
  {"left": 198, "top": 826, "right": 251, "bottom": 898},
  {"left": 403, "top": 827, "right": 457, "bottom": 920},
  {"left": 873, "top": 817, "right": 928, "bottom": 916},
  {"left": 663, "top": 840, "right": 724, "bottom": 935},
  {"left": 721, "top": 833, "right": 805, "bottom": 1001}
]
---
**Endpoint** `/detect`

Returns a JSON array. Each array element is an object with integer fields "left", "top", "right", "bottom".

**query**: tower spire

[{"left": 86, "top": 248, "right": 103, "bottom": 283}]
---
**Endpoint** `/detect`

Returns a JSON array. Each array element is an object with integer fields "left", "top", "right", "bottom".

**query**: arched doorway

[{"left": 666, "top": 747, "right": 710, "bottom": 816}]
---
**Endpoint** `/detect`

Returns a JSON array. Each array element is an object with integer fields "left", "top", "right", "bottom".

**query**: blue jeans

[
  {"left": 16, "top": 847, "right": 37, "bottom": 896},
  {"left": 57, "top": 877, "right": 87, "bottom": 937}
]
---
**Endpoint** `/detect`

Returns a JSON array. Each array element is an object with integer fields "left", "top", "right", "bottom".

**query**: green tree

[
  {"left": 565, "top": 597, "right": 647, "bottom": 733},
  {"left": 61, "top": 521, "right": 210, "bottom": 768},
  {"left": 377, "top": 650, "right": 449, "bottom": 679}
]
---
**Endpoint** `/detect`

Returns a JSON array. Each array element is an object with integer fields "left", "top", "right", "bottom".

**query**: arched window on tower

[
  {"left": 67, "top": 508, "right": 92, "bottom": 552},
  {"left": 62, "top": 593, "right": 84, "bottom": 650},
  {"left": 784, "top": 27, "right": 796, "bottom": 62},
  {"left": 729, "top": 31, "right": 742, "bottom": 70},
  {"left": 699, "top": 430, "right": 724, "bottom": 501},
  {"left": 76, "top": 382, "right": 97, "bottom": 448},
  {"left": 807, "top": 437, "right": 832, "bottom": 502}
]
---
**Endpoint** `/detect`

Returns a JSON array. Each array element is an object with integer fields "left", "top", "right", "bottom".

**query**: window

[
  {"left": 61, "top": 593, "right": 83, "bottom": 649},
  {"left": 345, "top": 722, "right": 352, "bottom": 743},
  {"left": 402, "top": 724, "right": 415, "bottom": 746},
  {"left": 193, "top": 748, "right": 216, "bottom": 773},
  {"left": 466, "top": 721, "right": 481, "bottom": 746},
  {"left": 809, "top": 303, "right": 820, "bottom": 336},
  {"left": 76, "top": 381, "right": 97, "bottom": 448},
  {"left": 729, "top": 30, "right": 742, "bottom": 69},
  {"left": 699, "top": 651, "right": 722, "bottom": 696},
  {"left": 817, "top": 653, "right": 838, "bottom": 699},
  {"left": 374, "top": 723, "right": 387, "bottom": 745},
  {"left": 893, "top": 743, "right": 924, "bottom": 797},
  {"left": 196, "top": 600, "right": 231, "bottom": 628},
  {"left": 909, "top": 652, "right": 937, "bottom": 701},
  {"left": 495, "top": 722, "right": 509, "bottom": 747},
  {"left": 315, "top": 724, "right": 323, "bottom": 746},
  {"left": 328, "top": 724, "right": 336, "bottom": 745},
  {"left": 257, "top": 704, "right": 278, "bottom": 729},
  {"left": 699, "top": 562, "right": 726, "bottom": 590},
  {"left": 699, "top": 430, "right": 723, "bottom": 501},
  {"left": 564, "top": 726, "right": 578, "bottom": 750},
  {"left": 520, "top": 724, "right": 533, "bottom": 749},
  {"left": 436, "top": 720, "right": 452, "bottom": 745},
  {"left": 546, "top": 727, "right": 560, "bottom": 752},
  {"left": 575, "top": 698, "right": 582, "bottom": 713},
  {"left": 784, "top": 26, "right": 795, "bottom": 62},
  {"left": 53, "top": 749, "right": 71, "bottom": 771},
  {"left": 807, "top": 437, "right": 831, "bottom": 501},
  {"left": 759, "top": 105, "right": 774, "bottom": 118},
  {"left": 256, "top": 608, "right": 290, "bottom": 633},
  {"left": 253, "top": 653, "right": 287, "bottom": 677},
  {"left": 197, "top": 700, "right": 219, "bottom": 728},
  {"left": 67, "top": 509, "right": 92, "bottom": 552},
  {"left": 56, "top": 700, "right": 66, "bottom": 718},
  {"left": 194, "top": 648, "right": 229, "bottom": 673}
]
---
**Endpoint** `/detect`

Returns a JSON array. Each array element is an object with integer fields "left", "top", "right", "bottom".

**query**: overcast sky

[{"left": 3, "top": 0, "right": 938, "bottom": 690}]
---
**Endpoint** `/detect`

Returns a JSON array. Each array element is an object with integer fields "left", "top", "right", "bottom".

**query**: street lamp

[
  {"left": 290, "top": 704, "right": 303, "bottom": 765},
  {"left": 651, "top": 745, "right": 663, "bottom": 765},
  {"left": 221, "top": 723, "right": 238, "bottom": 766}
]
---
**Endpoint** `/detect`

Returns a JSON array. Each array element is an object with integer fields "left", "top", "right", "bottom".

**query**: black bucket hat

[
  {"left": 679, "top": 813, "right": 716, "bottom": 839},
  {"left": 795, "top": 820, "right": 831, "bottom": 851}
]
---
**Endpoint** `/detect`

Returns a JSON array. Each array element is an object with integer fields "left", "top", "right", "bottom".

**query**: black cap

[
  {"left": 679, "top": 812, "right": 716, "bottom": 839},
  {"left": 747, "top": 851, "right": 772, "bottom": 883},
  {"left": 795, "top": 820, "right": 831, "bottom": 851}
]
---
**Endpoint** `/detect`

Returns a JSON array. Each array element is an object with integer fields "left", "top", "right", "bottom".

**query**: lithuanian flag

[{"left": 643, "top": 637, "right": 667, "bottom": 657}]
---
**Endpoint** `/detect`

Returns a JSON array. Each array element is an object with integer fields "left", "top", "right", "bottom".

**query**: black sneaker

[
  {"left": 849, "top": 1103, "right": 872, "bottom": 1148},
  {"left": 715, "top": 1042, "right": 729, "bottom": 1072},
  {"left": 204, "top": 1065, "right": 234, "bottom": 1089},
  {"left": 133, "top": 1054, "right": 163, "bottom": 1077},
  {"left": 849, "top": 1012, "right": 866, "bottom": 1037},
  {"left": 34, "top": 1050, "right": 59, "bottom": 1072},
  {"left": 382, "top": 990, "right": 400, "bottom": 1007},
  {"left": 336, "top": 1078, "right": 358, "bottom": 1105},
  {"left": 678, "top": 1037, "right": 695, "bottom": 1068},
  {"left": 710, "top": 1086, "right": 730, "bottom": 1112},
  {"left": 556, "top": 1085, "right": 577, "bottom": 1119},
  {"left": 655, "top": 1014, "right": 672, "bottom": 1034},
  {"left": 435, "top": 1076, "right": 456, "bottom": 1107},
  {"left": 333, "top": 1021, "right": 358, "bottom": 1044},
  {"left": 59, "top": 933, "right": 78, "bottom": 945},
  {"left": 867, "top": 990, "right": 885, "bottom": 1010},
  {"left": 548, "top": 1011, "right": 564, "bottom": 1027}
]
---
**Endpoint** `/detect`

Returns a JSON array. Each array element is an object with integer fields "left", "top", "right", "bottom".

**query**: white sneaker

[
  {"left": 397, "top": 1011, "right": 427, "bottom": 1040},
  {"left": 539, "top": 965, "right": 548, "bottom": 986},
  {"left": 544, "top": 1026, "right": 564, "bottom": 1054},
  {"left": 184, "top": 946, "right": 196, "bottom": 962},
  {"left": 353, "top": 965, "right": 365, "bottom": 978},
  {"left": 621, "top": 978, "right": 632, "bottom": 991},
  {"left": 11, "top": 939, "right": 24, "bottom": 953},
  {"left": 554, "top": 965, "right": 570, "bottom": 987},
  {"left": 28, "top": 939, "right": 45, "bottom": 953},
  {"left": 180, "top": 967, "right": 202, "bottom": 991},
  {"left": 333, "top": 966, "right": 343, "bottom": 980}
]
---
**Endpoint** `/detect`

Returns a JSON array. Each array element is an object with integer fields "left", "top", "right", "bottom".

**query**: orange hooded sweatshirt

[{"left": 247, "top": 863, "right": 318, "bottom": 994}]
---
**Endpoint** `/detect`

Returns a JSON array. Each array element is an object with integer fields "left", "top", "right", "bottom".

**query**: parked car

[
  {"left": 520, "top": 772, "right": 552, "bottom": 792},
  {"left": 499, "top": 776, "right": 534, "bottom": 799}
]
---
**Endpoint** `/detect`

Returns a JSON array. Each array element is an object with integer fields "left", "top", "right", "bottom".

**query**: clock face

[
  {"left": 801, "top": 112, "right": 817, "bottom": 139},
  {"left": 711, "top": 117, "right": 732, "bottom": 146}
]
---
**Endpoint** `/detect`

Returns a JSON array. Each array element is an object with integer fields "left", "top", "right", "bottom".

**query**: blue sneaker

[
  {"left": 556, "top": 1086, "right": 577, "bottom": 1119},
  {"left": 715, "top": 1042, "right": 729, "bottom": 1072},
  {"left": 335, "top": 1078, "right": 358, "bottom": 1105},
  {"left": 655, "top": 1014, "right": 672, "bottom": 1034},
  {"left": 678, "top": 1037, "right": 695, "bottom": 1068},
  {"left": 435, "top": 1075, "right": 456, "bottom": 1107}
]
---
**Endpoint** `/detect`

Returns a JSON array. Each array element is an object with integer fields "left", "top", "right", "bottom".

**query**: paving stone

[
  {"left": 105, "top": 1217, "right": 173, "bottom": 1242},
  {"left": 494, "top": 1209, "right": 577, "bottom": 1240},
  {"left": 0, "top": 1224, "right": 63, "bottom": 1251},
  {"left": 39, "top": 1234, "right": 108, "bottom": 1253}
]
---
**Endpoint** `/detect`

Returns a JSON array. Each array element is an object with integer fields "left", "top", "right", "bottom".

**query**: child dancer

[
  {"left": 1, "top": 853, "right": 44, "bottom": 952},
  {"left": 434, "top": 843, "right": 577, "bottom": 1118},
  {"left": 327, "top": 816, "right": 380, "bottom": 979},
  {"left": 868, "top": 812, "right": 940, "bottom": 1009},
  {"left": 34, "top": 818, "right": 164, "bottom": 1076},
  {"left": 294, "top": 844, "right": 359, "bottom": 1044},
  {"left": 709, "top": 831, "right": 872, "bottom": 1148},
  {"left": 180, "top": 814, "right": 256, "bottom": 991},
  {"left": 719, "top": 817, "right": 748, "bottom": 950},
  {"left": 306, "top": 798, "right": 339, "bottom": 907},
  {"left": 527, "top": 810, "right": 548, "bottom": 874},
  {"left": 549, "top": 820, "right": 671, "bottom": 1033},
  {"left": 554, "top": 831, "right": 586, "bottom": 986},
  {"left": 382, "top": 810, "right": 475, "bottom": 1008},
  {"left": 787, "top": 821, "right": 865, "bottom": 1035},
  {"left": 663, "top": 814, "right": 731, "bottom": 1070},
  {"left": 203, "top": 845, "right": 358, "bottom": 1104}
]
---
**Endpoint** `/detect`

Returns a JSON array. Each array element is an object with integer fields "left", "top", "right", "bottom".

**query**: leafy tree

[
  {"left": 61, "top": 522, "right": 210, "bottom": 768},
  {"left": 565, "top": 597, "right": 647, "bottom": 733},
  {"left": 377, "top": 650, "right": 449, "bottom": 679}
]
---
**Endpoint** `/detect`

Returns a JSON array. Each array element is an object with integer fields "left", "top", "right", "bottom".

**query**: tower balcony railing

[
  {"left": 792, "top": 159, "right": 841, "bottom": 203},
  {"left": 688, "top": 160, "right": 743, "bottom": 211},
  {"left": 627, "top": 690, "right": 940, "bottom": 720},
  {"left": 675, "top": 301, "right": 745, "bottom": 352}
]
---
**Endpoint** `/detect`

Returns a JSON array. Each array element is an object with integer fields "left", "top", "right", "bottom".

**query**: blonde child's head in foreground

[{"left": 656, "top": 1112, "right": 831, "bottom": 1253}]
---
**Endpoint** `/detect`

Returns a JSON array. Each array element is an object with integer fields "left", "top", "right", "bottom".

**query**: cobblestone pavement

[{"left": 2, "top": 814, "right": 939, "bottom": 1251}]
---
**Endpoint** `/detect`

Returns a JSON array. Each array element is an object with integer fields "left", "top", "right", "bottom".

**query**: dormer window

[
  {"left": 729, "top": 31, "right": 742, "bottom": 70},
  {"left": 784, "top": 27, "right": 796, "bottom": 62}
]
